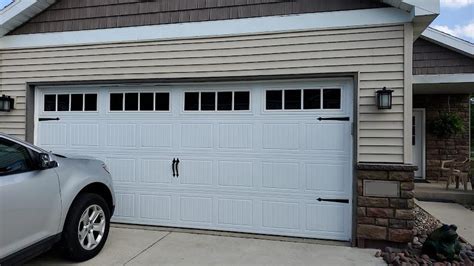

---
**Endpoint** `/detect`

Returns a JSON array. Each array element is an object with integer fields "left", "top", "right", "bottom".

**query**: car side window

[{"left": 0, "top": 138, "right": 35, "bottom": 176}]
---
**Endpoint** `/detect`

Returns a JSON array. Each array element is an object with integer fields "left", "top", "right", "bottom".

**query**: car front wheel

[{"left": 61, "top": 193, "right": 110, "bottom": 262}]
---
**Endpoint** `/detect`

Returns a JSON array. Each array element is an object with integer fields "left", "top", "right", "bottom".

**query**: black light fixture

[
  {"left": 0, "top": 95, "right": 14, "bottom": 112},
  {"left": 376, "top": 87, "right": 393, "bottom": 110}
]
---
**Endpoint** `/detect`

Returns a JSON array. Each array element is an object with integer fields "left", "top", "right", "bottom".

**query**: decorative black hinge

[
  {"left": 39, "top": 117, "right": 60, "bottom": 122},
  {"left": 317, "top": 198, "right": 350, "bottom": 204},
  {"left": 317, "top": 117, "right": 350, "bottom": 121}
]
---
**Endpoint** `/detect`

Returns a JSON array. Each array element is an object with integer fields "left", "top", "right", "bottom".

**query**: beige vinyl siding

[{"left": 0, "top": 24, "right": 409, "bottom": 163}]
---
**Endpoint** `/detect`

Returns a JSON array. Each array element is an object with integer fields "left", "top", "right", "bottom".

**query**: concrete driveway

[{"left": 29, "top": 226, "right": 384, "bottom": 266}]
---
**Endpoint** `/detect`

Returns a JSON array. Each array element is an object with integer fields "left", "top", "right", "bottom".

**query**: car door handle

[
  {"left": 172, "top": 158, "right": 176, "bottom": 177},
  {"left": 317, "top": 198, "right": 349, "bottom": 204},
  {"left": 175, "top": 158, "right": 180, "bottom": 177},
  {"left": 39, "top": 117, "right": 60, "bottom": 122}
]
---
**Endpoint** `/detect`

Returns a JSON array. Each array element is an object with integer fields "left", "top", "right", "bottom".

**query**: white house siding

[{"left": 0, "top": 24, "right": 410, "bottom": 163}]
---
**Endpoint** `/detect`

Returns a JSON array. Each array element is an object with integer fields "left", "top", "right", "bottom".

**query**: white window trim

[
  {"left": 108, "top": 91, "right": 171, "bottom": 113},
  {"left": 263, "top": 88, "right": 343, "bottom": 112},
  {"left": 43, "top": 93, "right": 99, "bottom": 113},
  {"left": 183, "top": 90, "right": 252, "bottom": 113}
]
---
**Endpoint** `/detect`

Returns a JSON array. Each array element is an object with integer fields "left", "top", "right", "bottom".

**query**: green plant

[{"left": 429, "top": 112, "right": 465, "bottom": 138}]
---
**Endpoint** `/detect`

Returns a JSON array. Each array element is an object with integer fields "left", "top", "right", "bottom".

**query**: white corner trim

[
  {"left": 413, "top": 74, "right": 474, "bottom": 84},
  {"left": 422, "top": 28, "right": 474, "bottom": 57},
  {"left": 0, "top": 7, "right": 413, "bottom": 49}
]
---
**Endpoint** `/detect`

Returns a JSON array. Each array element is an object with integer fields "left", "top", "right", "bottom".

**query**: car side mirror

[{"left": 38, "top": 153, "right": 58, "bottom": 169}]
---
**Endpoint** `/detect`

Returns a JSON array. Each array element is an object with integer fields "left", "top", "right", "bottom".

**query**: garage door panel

[
  {"left": 305, "top": 163, "right": 348, "bottom": 193},
  {"left": 179, "top": 196, "right": 213, "bottom": 224},
  {"left": 179, "top": 159, "right": 213, "bottom": 185},
  {"left": 262, "top": 161, "right": 299, "bottom": 190},
  {"left": 262, "top": 200, "right": 300, "bottom": 230},
  {"left": 140, "top": 158, "right": 173, "bottom": 184},
  {"left": 139, "top": 194, "right": 172, "bottom": 221},
  {"left": 70, "top": 124, "right": 99, "bottom": 147},
  {"left": 305, "top": 123, "right": 348, "bottom": 152},
  {"left": 114, "top": 192, "right": 136, "bottom": 219},
  {"left": 262, "top": 123, "right": 299, "bottom": 150},
  {"left": 217, "top": 198, "right": 254, "bottom": 227},
  {"left": 218, "top": 123, "right": 253, "bottom": 149},
  {"left": 106, "top": 124, "right": 136, "bottom": 147},
  {"left": 38, "top": 123, "right": 67, "bottom": 146},
  {"left": 218, "top": 160, "right": 254, "bottom": 188},
  {"left": 305, "top": 203, "right": 348, "bottom": 235},
  {"left": 106, "top": 157, "right": 136, "bottom": 183},
  {"left": 140, "top": 124, "right": 173, "bottom": 148},
  {"left": 180, "top": 123, "right": 213, "bottom": 149}
]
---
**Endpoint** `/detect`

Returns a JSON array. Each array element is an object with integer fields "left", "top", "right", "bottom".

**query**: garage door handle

[
  {"left": 317, "top": 198, "right": 349, "bottom": 204},
  {"left": 39, "top": 117, "right": 60, "bottom": 122},
  {"left": 175, "top": 158, "right": 180, "bottom": 177},
  {"left": 172, "top": 158, "right": 176, "bottom": 177},
  {"left": 317, "top": 117, "right": 350, "bottom": 121}
]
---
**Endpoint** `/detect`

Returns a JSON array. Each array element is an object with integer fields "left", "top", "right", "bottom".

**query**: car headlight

[{"left": 102, "top": 163, "right": 111, "bottom": 175}]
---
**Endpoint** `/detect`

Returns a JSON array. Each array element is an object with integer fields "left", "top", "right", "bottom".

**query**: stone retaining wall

[{"left": 356, "top": 164, "right": 417, "bottom": 248}]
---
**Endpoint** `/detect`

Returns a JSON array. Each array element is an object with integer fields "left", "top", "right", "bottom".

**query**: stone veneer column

[{"left": 356, "top": 163, "right": 417, "bottom": 248}]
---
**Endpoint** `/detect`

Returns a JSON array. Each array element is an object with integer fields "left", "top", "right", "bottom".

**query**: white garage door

[{"left": 35, "top": 79, "right": 353, "bottom": 241}]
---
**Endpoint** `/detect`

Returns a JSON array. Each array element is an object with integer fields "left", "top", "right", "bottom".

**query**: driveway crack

[{"left": 124, "top": 231, "right": 172, "bottom": 265}]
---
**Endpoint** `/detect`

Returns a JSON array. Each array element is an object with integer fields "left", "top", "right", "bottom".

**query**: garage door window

[
  {"left": 184, "top": 91, "right": 250, "bottom": 112},
  {"left": 44, "top": 93, "right": 97, "bottom": 112},
  {"left": 110, "top": 92, "right": 170, "bottom": 112},
  {"left": 266, "top": 88, "right": 341, "bottom": 111}
]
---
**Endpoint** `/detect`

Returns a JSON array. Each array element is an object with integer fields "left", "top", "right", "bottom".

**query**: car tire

[{"left": 60, "top": 193, "right": 111, "bottom": 262}]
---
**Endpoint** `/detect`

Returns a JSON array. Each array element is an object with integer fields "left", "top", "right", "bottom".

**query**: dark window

[
  {"left": 266, "top": 90, "right": 282, "bottom": 110},
  {"left": 155, "top": 93, "right": 169, "bottom": 111},
  {"left": 284, "top": 90, "right": 301, "bottom": 110},
  {"left": 184, "top": 92, "right": 199, "bottom": 111},
  {"left": 201, "top": 92, "right": 216, "bottom": 111},
  {"left": 44, "top": 95, "right": 56, "bottom": 111},
  {"left": 0, "top": 138, "right": 34, "bottom": 176},
  {"left": 217, "top": 92, "right": 232, "bottom": 111},
  {"left": 124, "top": 93, "right": 139, "bottom": 111},
  {"left": 84, "top": 94, "right": 97, "bottom": 111},
  {"left": 140, "top": 93, "right": 154, "bottom": 111},
  {"left": 303, "top": 89, "right": 321, "bottom": 109},
  {"left": 323, "top": 89, "right": 341, "bottom": 109},
  {"left": 57, "top": 94, "right": 69, "bottom": 111},
  {"left": 234, "top": 91, "right": 250, "bottom": 110},
  {"left": 71, "top": 94, "right": 83, "bottom": 111},
  {"left": 110, "top": 93, "right": 123, "bottom": 111}
]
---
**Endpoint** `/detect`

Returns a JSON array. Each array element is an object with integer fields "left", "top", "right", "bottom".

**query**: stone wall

[
  {"left": 413, "top": 94, "right": 470, "bottom": 181},
  {"left": 357, "top": 164, "right": 417, "bottom": 248}
]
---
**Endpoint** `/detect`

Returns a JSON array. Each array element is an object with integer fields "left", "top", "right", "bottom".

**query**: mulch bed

[{"left": 376, "top": 205, "right": 474, "bottom": 265}]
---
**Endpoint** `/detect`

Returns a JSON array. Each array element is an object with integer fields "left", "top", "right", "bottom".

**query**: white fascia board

[
  {"left": 0, "top": 7, "right": 413, "bottom": 49},
  {"left": 413, "top": 74, "right": 474, "bottom": 84},
  {"left": 0, "top": 0, "right": 56, "bottom": 37},
  {"left": 422, "top": 28, "right": 474, "bottom": 57},
  {"left": 382, "top": 0, "right": 440, "bottom": 14}
]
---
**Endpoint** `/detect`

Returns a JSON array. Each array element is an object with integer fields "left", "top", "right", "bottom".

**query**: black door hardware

[
  {"left": 317, "top": 117, "right": 350, "bottom": 121},
  {"left": 39, "top": 117, "right": 60, "bottom": 122},
  {"left": 175, "top": 158, "right": 180, "bottom": 177},
  {"left": 172, "top": 158, "right": 177, "bottom": 177},
  {"left": 317, "top": 198, "right": 349, "bottom": 204}
]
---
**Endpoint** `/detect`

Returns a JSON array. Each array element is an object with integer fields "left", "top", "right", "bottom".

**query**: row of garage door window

[{"left": 43, "top": 88, "right": 341, "bottom": 112}]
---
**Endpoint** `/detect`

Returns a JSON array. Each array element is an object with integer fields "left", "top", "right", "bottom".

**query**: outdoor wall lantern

[
  {"left": 0, "top": 95, "right": 15, "bottom": 112},
  {"left": 376, "top": 87, "right": 393, "bottom": 110}
]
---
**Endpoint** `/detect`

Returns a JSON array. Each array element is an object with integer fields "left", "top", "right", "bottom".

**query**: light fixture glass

[
  {"left": 0, "top": 95, "right": 14, "bottom": 112},
  {"left": 376, "top": 87, "right": 393, "bottom": 110}
]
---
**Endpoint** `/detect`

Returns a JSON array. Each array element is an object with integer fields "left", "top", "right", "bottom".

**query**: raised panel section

[
  {"left": 179, "top": 160, "right": 213, "bottom": 185},
  {"left": 218, "top": 161, "right": 253, "bottom": 187},
  {"left": 217, "top": 198, "right": 253, "bottom": 226},
  {"left": 263, "top": 124, "right": 299, "bottom": 150},
  {"left": 305, "top": 124, "right": 346, "bottom": 151},
  {"left": 114, "top": 193, "right": 135, "bottom": 218},
  {"left": 262, "top": 201, "right": 299, "bottom": 230},
  {"left": 180, "top": 196, "right": 212, "bottom": 223},
  {"left": 262, "top": 162, "right": 299, "bottom": 190},
  {"left": 70, "top": 124, "right": 99, "bottom": 146},
  {"left": 305, "top": 163, "right": 346, "bottom": 193},
  {"left": 139, "top": 194, "right": 172, "bottom": 221},
  {"left": 181, "top": 124, "right": 213, "bottom": 148},
  {"left": 140, "top": 124, "right": 172, "bottom": 148},
  {"left": 107, "top": 124, "right": 136, "bottom": 147},
  {"left": 306, "top": 203, "right": 346, "bottom": 233},
  {"left": 218, "top": 124, "right": 253, "bottom": 149},
  {"left": 107, "top": 158, "right": 136, "bottom": 183},
  {"left": 38, "top": 123, "right": 66, "bottom": 146},
  {"left": 140, "top": 159, "right": 172, "bottom": 184}
]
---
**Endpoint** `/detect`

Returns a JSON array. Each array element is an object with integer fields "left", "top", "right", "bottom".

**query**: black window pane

[
  {"left": 140, "top": 93, "right": 154, "bottom": 111},
  {"left": 303, "top": 89, "right": 321, "bottom": 109},
  {"left": 201, "top": 92, "right": 215, "bottom": 111},
  {"left": 266, "top": 90, "right": 282, "bottom": 110},
  {"left": 217, "top": 92, "right": 232, "bottom": 111},
  {"left": 71, "top": 94, "right": 83, "bottom": 111},
  {"left": 284, "top": 90, "right": 301, "bottom": 110},
  {"left": 44, "top": 95, "right": 56, "bottom": 111},
  {"left": 155, "top": 93, "right": 170, "bottom": 111},
  {"left": 57, "top": 94, "right": 69, "bottom": 111},
  {"left": 323, "top": 89, "right": 341, "bottom": 109},
  {"left": 125, "top": 93, "right": 139, "bottom": 111},
  {"left": 234, "top": 91, "right": 250, "bottom": 110},
  {"left": 84, "top": 94, "right": 97, "bottom": 111},
  {"left": 110, "top": 93, "right": 123, "bottom": 111},
  {"left": 184, "top": 92, "right": 199, "bottom": 111}
]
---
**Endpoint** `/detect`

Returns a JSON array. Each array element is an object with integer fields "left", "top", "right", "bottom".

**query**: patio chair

[{"left": 442, "top": 157, "right": 470, "bottom": 190}]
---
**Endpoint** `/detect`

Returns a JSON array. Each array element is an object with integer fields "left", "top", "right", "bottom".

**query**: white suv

[{"left": 0, "top": 133, "right": 115, "bottom": 264}]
